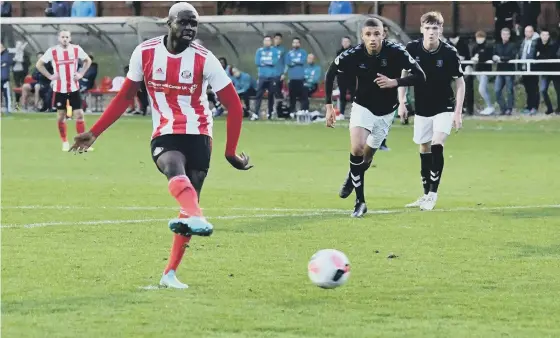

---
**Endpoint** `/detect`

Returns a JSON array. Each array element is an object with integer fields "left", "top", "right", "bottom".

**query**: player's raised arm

[{"left": 70, "top": 47, "right": 143, "bottom": 153}]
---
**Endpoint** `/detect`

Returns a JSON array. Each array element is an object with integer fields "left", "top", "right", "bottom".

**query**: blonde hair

[{"left": 421, "top": 11, "right": 444, "bottom": 26}]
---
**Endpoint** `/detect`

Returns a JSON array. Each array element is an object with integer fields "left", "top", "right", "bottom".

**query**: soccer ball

[{"left": 307, "top": 249, "right": 351, "bottom": 289}]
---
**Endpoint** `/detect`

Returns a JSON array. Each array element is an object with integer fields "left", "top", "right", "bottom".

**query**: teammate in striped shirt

[
  {"left": 70, "top": 2, "right": 252, "bottom": 289},
  {"left": 36, "top": 30, "right": 92, "bottom": 151}
]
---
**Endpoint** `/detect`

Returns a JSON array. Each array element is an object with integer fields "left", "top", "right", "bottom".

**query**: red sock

[
  {"left": 164, "top": 211, "right": 192, "bottom": 274},
  {"left": 57, "top": 121, "right": 67, "bottom": 142},
  {"left": 168, "top": 175, "right": 202, "bottom": 217},
  {"left": 76, "top": 120, "right": 86, "bottom": 134}
]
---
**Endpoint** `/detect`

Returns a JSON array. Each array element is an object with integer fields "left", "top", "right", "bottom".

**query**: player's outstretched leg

[
  {"left": 421, "top": 129, "right": 449, "bottom": 211},
  {"left": 57, "top": 110, "right": 69, "bottom": 151},
  {"left": 160, "top": 210, "right": 192, "bottom": 289},
  {"left": 406, "top": 143, "right": 432, "bottom": 208},
  {"left": 345, "top": 127, "right": 370, "bottom": 217},
  {"left": 158, "top": 151, "right": 213, "bottom": 236},
  {"left": 73, "top": 108, "right": 93, "bottom": 152}
]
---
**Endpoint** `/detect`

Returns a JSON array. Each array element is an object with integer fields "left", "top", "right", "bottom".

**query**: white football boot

[
  {"left": 420, "top": 192, "right": 438, "bottom": 211},
  {"left": 62, "top": 141, "right": 70, "bottom": 152},
  {"left": 405, "top": 195, "right": 428, "bottom": 208},
  {"left": 159, "top": 270, "right": 188, "bottom": 289}
]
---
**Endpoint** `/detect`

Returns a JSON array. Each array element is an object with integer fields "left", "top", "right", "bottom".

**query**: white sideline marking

[
  {"left": 0, "top": 212, "right": 350, "bottom": 229},
  {"left": 1, "top": 204, "right": 559, "bottom": 229}
]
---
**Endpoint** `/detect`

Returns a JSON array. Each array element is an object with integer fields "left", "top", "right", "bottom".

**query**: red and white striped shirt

[
  {"left": 127, "top": 36, "right": 231, "bottom": 139},
  {"left": 40, "top": 44, "right": 88, "bottom": 94}
]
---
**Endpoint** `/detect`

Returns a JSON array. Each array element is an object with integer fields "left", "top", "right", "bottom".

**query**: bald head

[{"left": 169, "top": 2, "right": 199, "bottom": 19}]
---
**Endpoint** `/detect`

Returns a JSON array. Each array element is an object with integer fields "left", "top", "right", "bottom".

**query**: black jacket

[
  {"left": 493, "top": 41, "right": 518, "bottom": 71},
  {"left": 472, "top": 42, "right": 494, "bottom": 72},
  {"left": 536, "top": 39, "right": 560, "bottom": 71}
]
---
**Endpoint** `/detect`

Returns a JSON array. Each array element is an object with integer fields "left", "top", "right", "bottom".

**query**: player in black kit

[
  {"left": 399, "top": 12, "right": 465, "bottom": 211},
  {"left": 325, "top": 18, "right": 426, "bottom": 217}
]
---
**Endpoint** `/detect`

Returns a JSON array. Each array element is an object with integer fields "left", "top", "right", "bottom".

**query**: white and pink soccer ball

[{"left": 307, "top": 249, "right": 351, "bottom": 289}]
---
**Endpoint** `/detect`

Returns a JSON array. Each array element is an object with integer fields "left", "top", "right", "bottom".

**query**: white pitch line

[
  {"left": 0, "top": 211, "right": 351, "bottom": 229},
  {"left": 2, "top": 204, "right": 559, "bottom": 229}
]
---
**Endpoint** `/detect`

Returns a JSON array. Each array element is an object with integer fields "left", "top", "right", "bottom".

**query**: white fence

[{"left": 461, "top": 59, "right": 560, "bottom": 76}]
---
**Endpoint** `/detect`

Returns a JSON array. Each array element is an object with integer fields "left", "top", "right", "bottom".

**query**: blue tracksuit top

[
  {"left": 232, "top": 72, "right": 253, "bottom": 94},
  {"left": 304, "top": 64, "right": 321, "bottom": 88},
  {"left": 1, "top": 50, "right": 12, "bottom": 82},
  {"left": 285, "top": 48, "right": 308, "bottom": 80},
  {"left": 273, "top": 45, "right": 286, "bottom": 78},
  {"left": 255, "top": 47, "right": 280, "bottom": 78}
]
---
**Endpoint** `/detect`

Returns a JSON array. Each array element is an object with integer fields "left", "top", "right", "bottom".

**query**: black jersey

[
  {"left": 325, "top": 40, "right": 425, "bottom": 116},
  {"left": 406, "top": 39, "right": 464, "bottom": 117}
]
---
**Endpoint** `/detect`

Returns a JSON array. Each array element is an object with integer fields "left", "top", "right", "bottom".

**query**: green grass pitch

[{"left": 2, "top": 113, "right": 560, "bottom": 337}]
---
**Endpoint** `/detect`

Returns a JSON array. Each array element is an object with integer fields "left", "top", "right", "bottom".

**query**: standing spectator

[
  {"left": 231, "top": 67, "right": 256, "bottom": 117},
  {"left": 335, "top": 36, "right": 355, "bottom": 117},
  {"left": 1, "top": 2, "right": 14, "bottom": 54},
  {"left": 254, "top": 35, "right": 280, "bottom": 120},
  {"left": 493, "top": 27, "right": 517, "bottom": 115},
  {"left": 472, "top": 31, "right": 495, "bottom": 115},
  {"left": 1, "top": 42, "right": 13, "bottom": 114},
  {"left": 328, "top": 1, "right": 353, "bottom": 14},
  {"left": 449, "top": 33, "right": 473, "bottom": 115},
  {"left": 536, "top": 28, "right": 560, "bottom": 115},
  {"left": 1, "top": 1, "right": 11, "bottom": 16},
  {"left": 45, "top": 1, "right": 71, "bottom": 17},
  {"left": 9, "top": 41, "right": 30, "bottom": 108},
  {"left": 519, "top": 25, "right": 539, "bottom": 114},
  {"left": 71, "top": 1, "right": 97, "bottom": 17},
  {"left": 518, "top": 1, "right": 541, "bottom": 33},
  {"left": 493, "top": 1, "right": 520, "bottom": 41},
  {"left": 285, "top": 37, "right": 308, "bottom": 113},
  {"left": 79, "top": 54, "right": 98, "bottom": 112},
  {"left": 273, "top": 33, "right": 286, "bottom": 101},
  {"left": 304, "top": 53, "right": 321, "bottom": 97}
]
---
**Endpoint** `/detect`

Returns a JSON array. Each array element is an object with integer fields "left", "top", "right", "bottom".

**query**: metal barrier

[{"left": 461, "top": 59, "right": 560, "bottom": 76}]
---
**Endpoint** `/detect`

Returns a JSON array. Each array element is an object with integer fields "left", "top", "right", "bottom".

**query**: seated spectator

[
  {"left": 471, "top": 31, "right": 495, "bottom": 115},
  {"left": 231, "top": 67, "right": 256, "bottom": 117},
  {"left": 536, "top": 27, "right": 559, "bottom": 115},
  {"left": 79, "top": 54, "right": 98, "bottom": 91},
  {"left": 304, "top": 53, "right": 321, "bottom": 96},
  {"left": 9, "top": 41, "right": 30, "bottom": 107},
  {"left": 71, "top": 1, "right": 96, "bottom": 17},
  {"left": 21, "top": 52, "right": 53, "bottom": 111}
]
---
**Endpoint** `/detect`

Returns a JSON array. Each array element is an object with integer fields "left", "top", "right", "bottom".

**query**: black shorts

[
  {"left": 54, "top": 91, "right": 82, "bottom": 111},
  {"left": 150, "top": 134, "right": 212, "bottom": 173}
]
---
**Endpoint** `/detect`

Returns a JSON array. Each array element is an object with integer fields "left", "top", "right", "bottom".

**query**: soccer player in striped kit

[
  {"left": 70, "top": 2, "right": 252, "bottom": 289},
  {"left": 36, "top": 30, "right": 92, "bottom": 151}
]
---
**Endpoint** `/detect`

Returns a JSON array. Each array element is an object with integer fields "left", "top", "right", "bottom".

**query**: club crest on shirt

[
  {"left": 181, "top": 70, "right": 192, "bottom": 79},
  {"left": 189, "top": 84, "right": 198, "bottom": 94},
  {"left": 436, "top": 60, "right": 444, "bottom": 67},
  {"left": 380, "top": 59, "right": 387, "bottom": 67}
]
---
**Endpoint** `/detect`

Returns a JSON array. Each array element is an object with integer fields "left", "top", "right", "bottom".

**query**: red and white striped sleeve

[{"left": 126, "top": 46, "right": 144, "bottom": 82}]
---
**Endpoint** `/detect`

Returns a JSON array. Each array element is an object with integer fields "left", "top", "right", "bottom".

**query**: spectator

[
  {"left": 21, "top": 52, "right": 53, "bottom": 111},
  {"left": 536, "top": 28, "right": 559, "bottom": 115},
  {"left": 254, "top": 35, "right": 281, "bottom": 120},
  {"left": 519, "top": 25, "right": 539, "bottom": 114},
  {"left": 285, "top": 37, "right": 308, "bottom": 113},
  {"left": 71, "top": 1, "right": 97, "bottom": 17},
  {"left": 1, "top": 42, "right": 13, "bottom": 114},
  {"left": 218, "top": 57, "right": 233, "bottom": 79},
  {"left": 9, "top": 41, "right": 30, "bottom": 107},
  {"left": 78, "top": 54, "right": 97, "bottom": 112},
  {"left": 45, "top": 1, "right": 71, "bottom": 17},
  {"left": 449, "top": 33, "right": 473, "bottom": 115},
  {"left": 273, "top": 33, "right": 286, "bottom": 100},
  {"left": 231, "top": 67, "right": 256, "bottom": 117},
  {"left": 328, "top": 1, "right": 353, "bottom": 14},
  {"left": 493, "top": 27, "right": 517, "bottom": 115},
  {"left": 335, "top": 36, "right": 355, "bottom": 117},
  {"left": 472, "top": 31, "right": 495, "bottom": 115},
  {"left": 304, "top": 53, "right": 321, "bottom": 97},
  {"left": 1, "top": 1, "right": 11, "bottom": 17},
  {"left": 493, "top": 1, "right": 520, "bottom": 41},
  {"left": 518, "top": 1, "right": 541, "bottom": 33}
]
